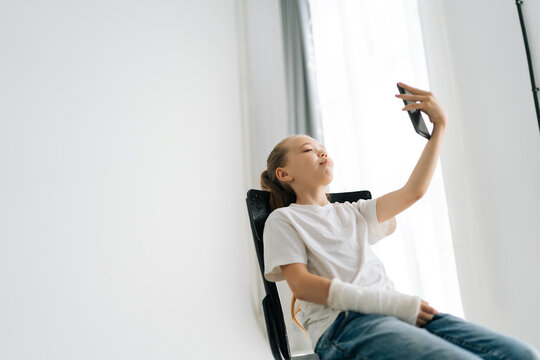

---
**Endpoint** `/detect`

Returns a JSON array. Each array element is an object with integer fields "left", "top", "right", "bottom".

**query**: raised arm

[{"left": 376, "top": 83, "right": 448, "bottom": 223}]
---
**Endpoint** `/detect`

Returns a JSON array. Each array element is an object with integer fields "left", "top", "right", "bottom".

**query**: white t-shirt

[{"left": 263, "top": 197, "right": 397, "bottom": 350}]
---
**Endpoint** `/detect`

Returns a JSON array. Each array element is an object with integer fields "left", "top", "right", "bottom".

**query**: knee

[
  {"left": 522, "top": 345, "right": 540, "bottom": 360},
  {"left": 506, "top": 342, "right": 540, "bottom": 360}
]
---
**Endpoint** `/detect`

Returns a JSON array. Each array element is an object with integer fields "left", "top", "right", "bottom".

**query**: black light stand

[{"left": 515, "top": 0, "right": 540, "bottom": 133}]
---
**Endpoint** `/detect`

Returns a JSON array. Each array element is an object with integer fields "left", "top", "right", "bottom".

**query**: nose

[{"left": 319, "top": 152, "right": 327, "bottom": 158}]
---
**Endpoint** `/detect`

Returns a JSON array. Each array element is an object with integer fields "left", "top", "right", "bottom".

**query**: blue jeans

[{"left": 314, "top": 311, "right": 539, "bottom": 360}]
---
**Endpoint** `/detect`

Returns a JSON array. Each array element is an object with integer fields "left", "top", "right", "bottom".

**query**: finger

[
  {"left": 395, "top": 94, "right": 429, "bottom": 102},
  {"left": 402, "top": 103, "right": 423, "bottom": 111},
  {"left": 418, "top": 311, "right": 434, "bottom": 322},
  {"left": 420, "top": 302, "right": 432, "bottom": 313},
  {"left": 422, "top": 303, "right": 438, "bottom": 315},
  {"left": 416, "top": 318, "right": 428, "bottom": 327},
  {"left": 397, "top": 82, "right": 430, "bottom": 95}
]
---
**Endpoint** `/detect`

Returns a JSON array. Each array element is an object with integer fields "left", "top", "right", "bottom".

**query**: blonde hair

[
  {"left": 260, "top": 137, "right": 297, "bottom": 211},
  {"left": 260, "top": 135, "right": 328, "bottom": 336}
]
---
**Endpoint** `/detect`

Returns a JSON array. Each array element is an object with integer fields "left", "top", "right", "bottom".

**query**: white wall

[
  {"left": 242, "top": 0, "right": 290, "bottom": 185},
  {"left": 0, "top": 0, "right": 272, "bottom": 358},
  {"left": 419, "top": 0, "right": 540, "bottom": 349}
]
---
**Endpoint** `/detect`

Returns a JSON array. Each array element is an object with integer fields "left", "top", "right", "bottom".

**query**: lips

[{"left": 320, "top": 159, "right": 331, "bottom": 165}]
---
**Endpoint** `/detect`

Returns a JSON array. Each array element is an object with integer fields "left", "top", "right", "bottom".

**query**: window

[{"left": 309, "top": 0, "right": 463, "bottom": 316}]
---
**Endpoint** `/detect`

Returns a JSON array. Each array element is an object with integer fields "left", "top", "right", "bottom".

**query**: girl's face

[{"left": 276, "top": 135, "right": 334, "bottom": 189}]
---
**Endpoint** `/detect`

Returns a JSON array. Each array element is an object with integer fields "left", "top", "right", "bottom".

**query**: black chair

[{"left": 245, "top": 189, "right": 372, "bottom": 360}]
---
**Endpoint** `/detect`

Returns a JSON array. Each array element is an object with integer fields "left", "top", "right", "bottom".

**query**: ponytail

[
  {"left": 260, "top": 169, "right": 296, "bottom": 211},
  {"left": 291, "top": 295, "right": 308, "bottom": 336}
]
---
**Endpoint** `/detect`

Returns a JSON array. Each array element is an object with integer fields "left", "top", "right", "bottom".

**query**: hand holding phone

[{"left": 396, "top": 83, "right": 432, "bottom": 140}]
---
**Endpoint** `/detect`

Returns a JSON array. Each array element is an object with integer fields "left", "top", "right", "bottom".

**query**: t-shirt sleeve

[
  {"left": 263, "top": 212, "right": 308, "bottom": 282},
  {"left": 354, "top": 197, "right": 397, "bottom": 245}
]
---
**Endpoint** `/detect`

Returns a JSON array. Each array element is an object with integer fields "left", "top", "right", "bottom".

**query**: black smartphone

[{"left": 397, "top": 84, "right": 431, "bottom": 140}]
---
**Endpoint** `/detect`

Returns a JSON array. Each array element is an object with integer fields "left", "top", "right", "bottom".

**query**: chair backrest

[{"left": 245, "top": 189, "right": 372, "bottom": 360}]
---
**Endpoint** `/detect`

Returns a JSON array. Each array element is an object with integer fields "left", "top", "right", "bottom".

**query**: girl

[{"left": 260, "top": 82, "right": 538, "bottom": 359}]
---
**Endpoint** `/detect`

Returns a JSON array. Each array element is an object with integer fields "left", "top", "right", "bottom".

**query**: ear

[{"left": 275, "top": 167, "right": 293, "bottom": 183}]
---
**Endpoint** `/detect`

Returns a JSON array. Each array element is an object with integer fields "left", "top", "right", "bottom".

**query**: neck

[{"left": 294, "top": 186, "right": 329, "bottom": 206}]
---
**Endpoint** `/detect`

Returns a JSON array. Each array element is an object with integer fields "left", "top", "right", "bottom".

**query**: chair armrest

[{"left": 292, "top": 354, "right": 320, "bottom": 359}]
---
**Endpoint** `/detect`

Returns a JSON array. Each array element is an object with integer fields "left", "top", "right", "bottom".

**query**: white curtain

[{"left": 308, "top": 0, "right": 464, "bottom": 317}]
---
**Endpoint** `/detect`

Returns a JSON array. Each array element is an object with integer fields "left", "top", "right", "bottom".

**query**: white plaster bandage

[{"left": 327, "top": 277, "right": 421, "bottom": 325}]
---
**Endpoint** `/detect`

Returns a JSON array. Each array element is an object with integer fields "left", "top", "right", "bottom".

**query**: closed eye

[{"left": 303, "top": 149, "right": 313, "bottom": 152}]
